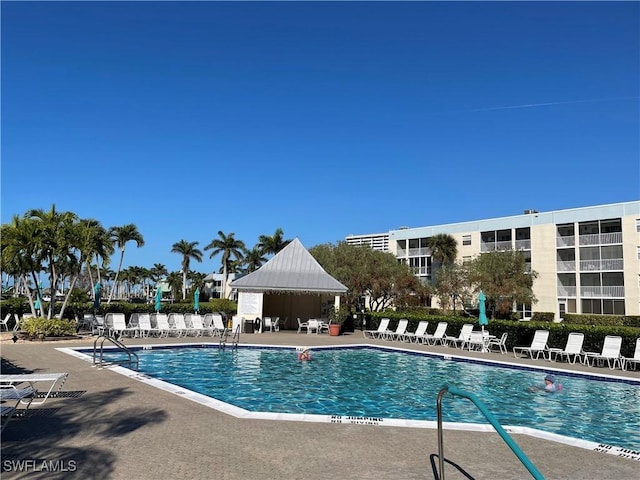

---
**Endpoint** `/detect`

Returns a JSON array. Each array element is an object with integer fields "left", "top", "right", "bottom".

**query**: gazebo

[{"left": 229, "top": 238, "right": 348, "bottom": 330}]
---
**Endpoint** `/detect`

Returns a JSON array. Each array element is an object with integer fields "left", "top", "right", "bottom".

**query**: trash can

[{"left": 244, "top": 320, "right": 254, "bottom": 333}]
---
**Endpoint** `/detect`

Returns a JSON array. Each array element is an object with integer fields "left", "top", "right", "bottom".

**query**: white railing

[
  {"left": 580, "top": 286, "right": 625, "bottom": 298},
  {"left": 480, "top": 243, "right": 496, "bottom": 252},
  {"left": 557, "top": 286, "right": 577, "bottom": 297},
  {"left": 396, "top": 248, "right": 407, "bottom": 257},
  {"left": 579, "top": 232, "right": 623, "bottom": 246},
  {"left": 556, "top": 236, "right": 575, "bottom": 247},
  {"left": 557, "top": 261, "right": 576, "bottom": 272},
  {"left": 496, "top": 241, "right": 512, "bottom": 251},
  {"left": 579, "top": 259, "right": 624, "bottom": 271},
  {"left": 407, "top": 247, "right": 430, "bottom": 257},
  {"left": 515, "top": 239, "right": 531, "bottom": 250}
]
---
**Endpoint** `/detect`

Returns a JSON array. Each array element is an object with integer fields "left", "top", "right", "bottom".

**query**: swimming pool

[{"left": 66, "top": 344, "right": 640, "bottom": 458}]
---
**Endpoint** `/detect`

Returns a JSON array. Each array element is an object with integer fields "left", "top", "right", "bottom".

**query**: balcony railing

[
  {"left": 579, "top": 259, "right": 624, "bottom": 271},
  {"left": 407, "top": 247, "right": 431, "bottom": 257},
  {"left": 580, "top": 286, "right": 625, "bottom": 298},
  {"left": 397, "top": 248, "right": 407, "bottom": 257},
  {"left": 556, "top": 261, "right": 576, "bottom": 272},
  {"left": 481, "top": 241, "right": 513, "bottom": 252},
  {"left": 557, "top": 286, "right": 577, "bottom": 297},
  {"left": 515, "top": 239, "right": 531, "bottom": 250},
  {"left": 579, "top": 232, "right": 623, "bottom": 246},
  {"left": 556, "top": 236, "right": 575, "bottom": 248}
]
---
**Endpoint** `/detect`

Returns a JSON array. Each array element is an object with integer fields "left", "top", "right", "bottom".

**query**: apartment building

[{"left": 347, "top": 201, "right": 640, "bottom": 320}]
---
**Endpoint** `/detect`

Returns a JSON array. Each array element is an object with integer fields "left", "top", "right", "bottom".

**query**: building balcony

[
  {"left": 556, "top": 236, "right": 575, "bottom": 248},
  {"left": 557, "top": 286, "right": 577, "bottom": 297},
  {"left": 480, "top": 241, "right": 513, "bottom": 252},
  {"left": 578, "top": 232, "right": 622, "bottom": 246},
  {"left": 580, "top": 286, "right": 625, "bottom": 298},
  {"left": 515, "top": 239, "right": 531, "bottom": 250},
  {"left": 579, "top": 259, "right": 624, "bottom": 271},
  {"left": 407, "top": 247, "right": 431, "bottom": 257},
  {"left": 557, "top": 261, "right": 576, "bottom": 272}
]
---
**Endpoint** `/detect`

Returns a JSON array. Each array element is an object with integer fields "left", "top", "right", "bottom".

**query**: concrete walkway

[{"left": 1, "top": 330, "right": 638, "bottom": 479}]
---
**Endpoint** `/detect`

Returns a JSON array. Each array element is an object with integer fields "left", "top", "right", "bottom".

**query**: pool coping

[{"left": 57, "top": 342, "right": 640, "bottom": 462}]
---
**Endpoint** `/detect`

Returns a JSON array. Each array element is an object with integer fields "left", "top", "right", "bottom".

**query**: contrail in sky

[{"left": 444, "top": 96, "right": 639, "bottom": 114}]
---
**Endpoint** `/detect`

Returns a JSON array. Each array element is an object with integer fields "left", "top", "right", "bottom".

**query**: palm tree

[
  {"left": 427, "top": 233, "right": 458, "bottom": 266},
  {"left": 171, "top": 240, "right": 203, "bottom": 300},
  {"left": 25, "top": 205, "right": 80, "bottom": 318},
  {"left": 107, "top": 224, "right": 144, "bottom": 303},
  {"left": 242, "top": 246, "right": 267, "bottom": 273},
  {"left": 150, "top": 263, "right": 168, "bottom": 285},
  {"left": 204, "top": 231, "right": 245, "bottom": 299},
  {"left": 257, "top": 228, "right": 291, "bottom": 256},
  {"left": 77, "top": 218, "right": 113, "bottom": 297}
]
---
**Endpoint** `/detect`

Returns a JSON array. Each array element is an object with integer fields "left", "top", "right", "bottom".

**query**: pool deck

[{"left": 1, "top": 330, "right": 638, "bottom": 479}]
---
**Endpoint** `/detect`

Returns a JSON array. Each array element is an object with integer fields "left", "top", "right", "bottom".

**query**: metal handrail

[
  {"left": 93, "top": 334, "right": 139, "bottom": 371},
  {"left": 219, "top": 325, "right": 240, "bottom": 349},
  {"left": 436, "top": 386, "right": 544, "bottom": 480}
]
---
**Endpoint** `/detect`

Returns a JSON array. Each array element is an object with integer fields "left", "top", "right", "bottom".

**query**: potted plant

[{"left": 328, "top": 306, "right": 349, "bottom": 336}]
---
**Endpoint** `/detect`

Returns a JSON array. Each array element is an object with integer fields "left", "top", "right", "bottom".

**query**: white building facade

[{"left": 348, "top": 201, "right": 640, "bottom": 320}]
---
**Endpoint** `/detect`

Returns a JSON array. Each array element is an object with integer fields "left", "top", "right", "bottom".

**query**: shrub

[{"left": 20, "top": 317, "right": 77, "bottom": 338}]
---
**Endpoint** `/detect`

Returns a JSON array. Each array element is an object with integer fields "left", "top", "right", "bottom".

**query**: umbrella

[
  {"left": 154, "top": 287, "right": 162, "bottom": 313},
  {"left": 194, "top": 288, "right": 200, "bottom": 313},
  {"left": 93, "top": 282, "right": 102, "bottom": 311},
  {"left": 478, "top": 290, "right": 488, "bottom": 333},
  {"left": 34, "top": 288, "right": 42, "bottom": 316}
]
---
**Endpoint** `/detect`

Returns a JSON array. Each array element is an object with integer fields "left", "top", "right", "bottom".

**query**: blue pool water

[{"left": 102, "top": 345, "right": 640, "bottom": 451}]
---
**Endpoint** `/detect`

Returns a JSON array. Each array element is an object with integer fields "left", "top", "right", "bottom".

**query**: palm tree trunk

[
  {"left": 107, "top": 250, "right": 125, "bottom": 304},
  {"left": 182, "top": 270, "right": 187, "bottom": 300}
]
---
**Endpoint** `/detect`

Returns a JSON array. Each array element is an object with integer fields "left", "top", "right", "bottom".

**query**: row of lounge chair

[
  {"left": 86, "top": 312, "right": 229, "bottom": 338},
  {"left": 513, "top": 329, "right": 640, "bottom": 371},
  {"left": 363, "top": 319, "right": 508, "bottom": 353}
]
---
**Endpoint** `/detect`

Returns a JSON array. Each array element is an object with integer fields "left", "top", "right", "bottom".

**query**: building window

[{"left": 462, "top": 235, "right": 471, "bottom": 246}]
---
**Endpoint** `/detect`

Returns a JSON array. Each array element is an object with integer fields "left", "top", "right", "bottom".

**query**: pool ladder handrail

[
  {"left": 93, "top": 334, "right": 139, "bottom": 371},
  {"left": 436, "top": 386, "right": 544, "bottom": 480},
  {"left": 220, "top": 325, "right": 240, "bottom": 349}
]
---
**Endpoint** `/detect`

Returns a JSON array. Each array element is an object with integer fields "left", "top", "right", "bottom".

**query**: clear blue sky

[{"left": 2, "top": 1, "right": 638, "bottom": 275}]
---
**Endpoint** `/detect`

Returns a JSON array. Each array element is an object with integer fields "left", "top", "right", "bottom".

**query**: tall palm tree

[
  {"left": 25, "top": 205, "right": 80, "bottom": 318},
  {"left": 78, "top": 218, "right": 113, "bottom": 297},
  {"left": 257, "top": 228, "right": 291, "bottom": 256},
  {"left": 242, "top": 246, "right": 267, "bottom": 273},
  {"left": 171, "top": 240, "right": 203, "bottom": 300},
  {"left": 204, "top": 231, "right": 245, "bottom": 299},
  {"left": 107, "top": 224, "right": 144, "bottom": 303},
  {"left": 427, "top": 233, "right": 458, "bottom": 266},
  {"left": 150, "top": 263, "right": 168, "bottom": 285}
]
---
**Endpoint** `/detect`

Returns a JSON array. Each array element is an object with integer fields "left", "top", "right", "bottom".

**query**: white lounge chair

[
  {"left": 151, "top": 313, "right": 171, "bottom": 337},
  {"left": 583, "top": 335, "right": 623, "bottom": 369},
  {"left": 422, "top": 322, "right": 448, "bottom": 345},
  {"left": 1, "top": 313, "right": 11, "bottom": 331},
  {"left": 135, "top": 313, "right": 157, "bottom": 338},
  {"left": 486, "top": 332, "right": 508, "bottom": 354},
  {"left": 363, "top": 318, "right": 390, "bottom": 339},
  {"left": 0, "top": 372, "right": 68, "bottom": 406},
  {"left": 297, "top": 318, "right": 308, "bottom": 334},
  {"left": 106, "top": 313, "right": 137, "bottom": 338},
  {"left": 547, "top": 332, "right": 585, "bottom": 364},
  {"left": 210, "top": 314, "right": 226, "bottom": 336},
  {"left": 621, "top": 338, "right": 640, "bottom": 371},
  {"left": 513, "top": 330, "right": 549, "bottom": 360},
  {"left": 400, "top": 321, "right": 429, "bottom": 343},
  {"left": 443, "top": 324, "right": 473, "bottom": 348},
  {"left": 384, "top": 319, "right": 408, "bottom": 341},
  {"left": 0, "top": 385, "right": 36, "bottom": 432},
  {"left": 168, "top": 313, "right": 191, "bottom": 337}
]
